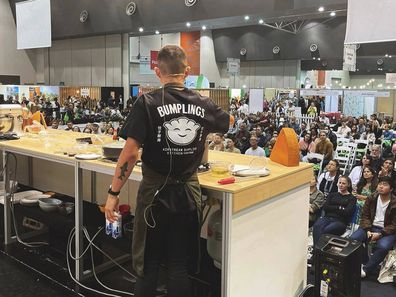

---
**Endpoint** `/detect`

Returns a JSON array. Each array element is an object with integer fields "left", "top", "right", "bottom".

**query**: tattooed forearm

[{"left": 118, "top": 162, "right": 129, "bottom": 181}]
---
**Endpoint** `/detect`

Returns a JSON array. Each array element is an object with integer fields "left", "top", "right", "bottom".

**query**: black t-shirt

[{"left": 119, "top": 84, "right": 230, "bottom": 179}]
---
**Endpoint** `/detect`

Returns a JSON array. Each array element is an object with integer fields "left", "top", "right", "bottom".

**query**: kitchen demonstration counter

[{"left": 1, "top": 129, "right": 312, "bottom": 297}]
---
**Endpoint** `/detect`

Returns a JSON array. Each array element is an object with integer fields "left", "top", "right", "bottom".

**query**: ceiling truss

[{"left": 262, "top": 20, "right": 306, "bottom": 35}]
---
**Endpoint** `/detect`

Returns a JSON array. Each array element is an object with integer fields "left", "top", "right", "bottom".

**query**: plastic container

[{"left": 210, "top": 161, "right": 231, "bottom": 178}]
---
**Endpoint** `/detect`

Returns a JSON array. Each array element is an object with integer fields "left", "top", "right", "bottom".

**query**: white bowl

[{"left": 38, "top": 198, "right": 62, "bottom": 212}]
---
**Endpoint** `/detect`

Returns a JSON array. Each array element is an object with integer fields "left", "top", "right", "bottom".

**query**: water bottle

[{"left": 112, "top": 212, "right": 122, "bottom": 239}]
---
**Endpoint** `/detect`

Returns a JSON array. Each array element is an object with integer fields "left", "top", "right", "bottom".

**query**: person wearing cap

[{"left": 350, "top": 176, "right": 396, "bottom": 278}]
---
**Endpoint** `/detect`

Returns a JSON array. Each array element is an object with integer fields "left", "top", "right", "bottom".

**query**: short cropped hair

[{"left": 157, "top": 45, "right": 188, "bottom": 75}]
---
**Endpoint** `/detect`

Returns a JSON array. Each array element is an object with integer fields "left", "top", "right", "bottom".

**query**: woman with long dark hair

[
  {"left": 349, "top": 154, "right": 373, "bottom": 188},
  {"left": 353, "top": 166, "right": 378, "bottom": 223}
]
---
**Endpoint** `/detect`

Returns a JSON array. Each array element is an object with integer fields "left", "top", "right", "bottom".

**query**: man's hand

[
  {"left": 370, "top": 233, "right": 382, "bottom": 242},
  {"left": 105, "top": 195, "right": 120, "bottom": 223}
]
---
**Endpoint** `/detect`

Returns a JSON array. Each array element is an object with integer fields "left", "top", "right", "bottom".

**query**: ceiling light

[
  {"left": 385, "top": 54, "right": 389, "bottom": 57},
  {"left": 258, "top": 19, "right": 264, "bottom": 24},
  {"left": 138, "top": 27, "right": 144, "bottom": 32},
  {"left": 317, "top": 57, "right": 321, "bottom": 61},
  {"left": 318, "top": 6, "right": 325, "bottom": 12},
  {"left": 155, "top": 30, "right": 160, "bottom": 35},
  {"left": 372, "top": 79, "right": 375, "bottom": 81},
  {"left": 242, "top": 84, "right": 247, "bottom": 88},
  {"left": 387, "top": 86, "right": 390, "bottom": 89},
  {"left": 313, "top": 57, "right": 316, "bottom": 60},
  {"left": 389, "top": 55, "right": 392, "bottom": 58},
  {"left": 186, "top": 22, "right": 191, "bottom": 27},
  {"left": 244, "top": 16, "right": 250, "bottom": 21},
  {"left": 366, "top": 82, "right": 370, "bottom": 86},
  {"left": 330, "top": 11, "right": 336, "bottom": 17},
  {"left": 202, "top": 25, "right": 207, "bottom": 30}
]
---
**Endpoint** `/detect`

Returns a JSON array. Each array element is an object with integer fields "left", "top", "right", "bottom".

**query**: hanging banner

[
  {"left": 386, "top": 73, "right": 396, "bottom": 84},
  {"left": 343, "top": 44, "right": 357, "bottom": 72},
  {"left": 227, "top": 58, "right": 240, "bottom": 74},
  {"left": 345, "top": 0, "right": 396, "bottom": 44},
  {"left": 300, "top": 89, "right": 342, "bottom": 97},
  {"left": 81, "top": 87, "right": 90, "bottom": 97},
  {"left": 150, "top": 50, "right": 158, "bottom": 70}
]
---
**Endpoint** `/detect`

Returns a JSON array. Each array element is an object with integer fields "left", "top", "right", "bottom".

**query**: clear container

[{"left": 210, "top": 161, "right": 231, "bottom": 178}]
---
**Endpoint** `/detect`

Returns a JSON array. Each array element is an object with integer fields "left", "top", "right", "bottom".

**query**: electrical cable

[
  {"left": 144, "top": 85, "right": 173, "bottom": 229},
  {"left": 5, "top": 152, "right": 49, "bottom": 247},
  {"left": 67, "top": 226, "right": 136, "bottom": 296}
]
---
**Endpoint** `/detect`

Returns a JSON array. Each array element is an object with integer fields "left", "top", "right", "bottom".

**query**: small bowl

[
  {"left": 210, "top": 161, "right": 231, "bottom": 178},
  {"left": 58, "top": 202, "right": 75, "bottom": 215},
  {"left": 38, "top": 198, "right": 62, "bottom": 212}
]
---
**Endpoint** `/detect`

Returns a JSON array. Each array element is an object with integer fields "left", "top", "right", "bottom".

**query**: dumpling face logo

[{"left": 163, "top": 117, "right": 201, "bottom": 146}]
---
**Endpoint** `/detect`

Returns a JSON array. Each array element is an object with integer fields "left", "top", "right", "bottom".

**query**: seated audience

[
  {"left": 299, "top": 133, "right": 316, "bottom": 159},
  {"left": 353, "top": 166, "right": 378, "bottom": 223},
  {"left": 72, "top": 126, "right": 81, "bottom": 132},
  {"left": 315, "top": 130, "right": 334, "bottom": 167},
  {"left": 245, "top": 136, "right": 265, "bottom": 157},
  {"left": 349, "top": 154, "right": 373, "bottom": 188},
  {"left": 370, "top": 144, "right": 384, "bottom": 173},
  {"left": 378, "top": 158, "right": 395, "bottom": 179},
  {"left": 317, "top": 160, "right": 341, "bottom": 198},
  {"left": 313, "top": 176, "right": 356, "bottom": 245},
  {"left": 224, "top": 137, "right": 241, "bottom": 154},
  {"left": 337, "top": 120, "right": 351, "bottom": 138},
  {"left": 209, "top": 133, "right": 225, "bottom": 151},
  {"left": 350, "top": 177, "right": 396, "bottom": 278},
  {"left": 309, "top": 176, "right": 325, "bottom": 227}
]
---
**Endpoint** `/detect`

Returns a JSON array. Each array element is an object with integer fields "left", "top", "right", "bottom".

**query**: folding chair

[
  {"left": 334, "top": 146, "right": 353, "bottom": 175},
  {"left": 307, "top": 153, "right": 324, "bottom": 176}
]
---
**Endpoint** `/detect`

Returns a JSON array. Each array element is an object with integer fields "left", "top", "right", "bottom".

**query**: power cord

[
  {"left": 4, "top": 152, "right": 49, "bottom": 247},
  {"left": 67, "top": 226, "right": 137, "bottom": 296},
  {"left": 143, "top": 86, "right": 173, "bottom": 229}
]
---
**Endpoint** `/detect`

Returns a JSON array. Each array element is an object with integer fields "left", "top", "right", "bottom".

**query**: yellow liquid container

[{"left": 210, "top": 161, "right": 231, "bottom": 178}]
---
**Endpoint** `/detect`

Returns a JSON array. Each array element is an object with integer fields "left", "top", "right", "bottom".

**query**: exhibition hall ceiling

[{"left": 8, "top": 0, "right": 347, "bottom": 39}]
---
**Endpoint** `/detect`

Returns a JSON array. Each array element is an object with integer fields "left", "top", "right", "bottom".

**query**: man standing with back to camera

[{"left": 104, "top": 45, "right": 230, "bottom": 297}]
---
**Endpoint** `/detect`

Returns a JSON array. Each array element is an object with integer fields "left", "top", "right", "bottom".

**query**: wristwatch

[{"left": 108, "top": 185, "right": 120, "bottom": 197}]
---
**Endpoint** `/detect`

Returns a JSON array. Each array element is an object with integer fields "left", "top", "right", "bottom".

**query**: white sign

[
  {"left": 344, "top": 90, "right": 390, "bottom": 98},
  {"left": 227, "top": 58, "right": 240, "bottom": 74},
  {"left": 300, "top": 89, "right": 342, "bottom": 97},
  {"left": 386, "top": 73, "right": 396, "bottom": 84},
  {"left": 16, "top": 0, "right": 52, "bottom": 49},
  {"left": 248, "top": 89, "right": 264, "bottom": 114},
  {"left": 81, "top": 88, "right": 90, "bottom": 97},
  {"left": 345, "top": 0, "right": 396, "bottom": 44},
  {"left": 343, "top": 44, "right": 357, "bottom": 72}
]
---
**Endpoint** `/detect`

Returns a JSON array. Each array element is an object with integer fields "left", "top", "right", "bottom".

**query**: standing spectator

[
  {"left": 350, "top": 177, "right": 396, "bottom": 278},
  {"left": 307, "top": 102, "right": 317, "bottom": 116},
  {"left": 245, "top": 136, "right": 266, "bottom": 157},
  {"left": 357, "top": 118, "right": 366, "bottom": 135}
]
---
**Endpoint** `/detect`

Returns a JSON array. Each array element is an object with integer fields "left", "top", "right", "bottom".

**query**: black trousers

[{"left": 134, "top": 203, "right": 196, "bottom": 297}]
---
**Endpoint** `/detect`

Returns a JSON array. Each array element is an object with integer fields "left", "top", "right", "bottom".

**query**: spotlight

[
  {"left": 258, "top": 19, "right": 264, "bottom": 24},
  {"left": 330, "top": 11, "right": 336, "bottom": 17},
  {"left": 318, "top": 7, "right": 325, "bottom": 12},
  {"left": 202, "top": 25, "right": 207, "bottom": 30},
  {"left": 244, "top": 16, "right": 250, "bottom": 21},
  {"left": 186, "top": 22, "right": 191, "bottom": 27},
  {"left": 155, "top": 30, "right": 160, "bottom": 35},
  {"left": 138, "top": 27, "right": 144, "bottom": 32}
]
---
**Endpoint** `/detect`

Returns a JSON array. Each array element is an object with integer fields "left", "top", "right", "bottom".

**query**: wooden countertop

[{"left": 0, "top": 129, "right": 312, "bottom": 213}]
